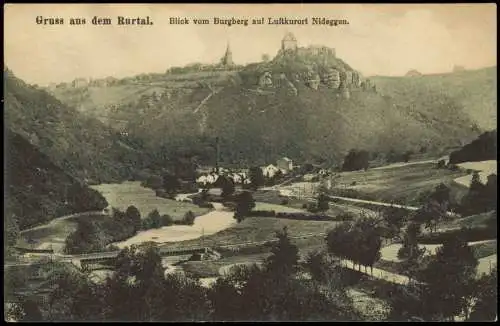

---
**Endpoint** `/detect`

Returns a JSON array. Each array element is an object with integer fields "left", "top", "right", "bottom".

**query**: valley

[{"left": 4, "top": 16, "right": 497, "bottom": 322}]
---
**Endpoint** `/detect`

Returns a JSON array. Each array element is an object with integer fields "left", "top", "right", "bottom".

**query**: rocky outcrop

[
  {"left": 306, "top": 71, "right": 321, "bottom": 90},
  {"left": 321, "top": 68, "right": 341, "bottom": 89},
  {"left": 352, "top": 71, "right": 361, "bottom": 87}
]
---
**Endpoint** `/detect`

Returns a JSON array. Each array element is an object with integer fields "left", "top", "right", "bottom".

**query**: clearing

[
  {"left": 329, "top": 162, "right": 468, "bottom": 205},
  {"left": 454, "top": 160, "right": 497, "bottom": 187},
  {"left": 160, "top": 215, "right": 339, "bottom": 250},
  {"left": 17, "top": 212, "right": 109, "bottom": 253},
  {"left": 91, "top": 181, "right": 211, "bottom": 220}
]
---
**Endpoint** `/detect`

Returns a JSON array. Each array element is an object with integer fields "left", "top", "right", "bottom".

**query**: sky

[{"left": 4, "top": 3, "right": 497, "bottom": 86}]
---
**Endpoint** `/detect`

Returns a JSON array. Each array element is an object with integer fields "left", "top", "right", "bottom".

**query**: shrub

[
  {"left": 307, "top": 203, "right": 318, "bottom": 213},
  {"left": 197, "top": 202, "right": 214, "bottom": 209},
  {"left": 333, "top": 213, "right": 354, "bottom": 222},
  {"left": 437, "top": 159, "right": 446, "bottom": 169},
  {"left": 280, "top": 198, "right": 289, "bottom": 205},
  {"left": 182, "top": 211, "right": 196, "bottom": 225},
  {"left": 247, "top": 210, "right": 276, "bottom": 217}
]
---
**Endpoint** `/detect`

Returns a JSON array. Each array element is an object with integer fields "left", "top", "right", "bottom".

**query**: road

[
  {"left": 19, "top": 210, "right": 108, "bottom": 235},
  {"left": 370, "top": 159, "right": 438, "bottom": 170}
]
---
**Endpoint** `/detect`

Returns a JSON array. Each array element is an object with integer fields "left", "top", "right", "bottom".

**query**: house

[
  {"left": 262, "top": 164, "right": 280, "bottom": 178},
  {"left": 197, "top": 175, "right": 209, "bottom": 185},
  {"left": 277, "top": 157, "right": 293, "bottom": 173}
]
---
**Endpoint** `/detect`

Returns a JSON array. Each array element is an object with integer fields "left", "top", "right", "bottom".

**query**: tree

[
  {"left": 234, "top": 191, "right": 256, "bottom": 222},
  {"left": 272, "top": 169, "right": 284, "bottom": 184},
  {"left": 342, "top": 149, "right": 369, "bottom": 172},
  {"left": 182, "top": 211, "right": 196, "bottom": 225},
  {"left": 217, "top": 175, "right": 235, "bottom": 198},
  {"left": 398, "top": 222, "right": 426, "bottom": 283},
  {"left": 126, "top": 205, "right": 142, "bottom": 233},
  {"left": 414, "top": 183, "right": 451, "bottom": 233},
  {"left": 326, "top": 222, "right": 353, "bottom": 262},
  {"left": 403, "top": 150, "right": 413, "bottom": 163},
  {"left": 146, "top": 209, "right": 162, "bottom": 229},
  {"left": 304, "top": 250, "right": 330, "bottom": 282},
  {"left": 19, "top": 298, "right": 44, "bottom": 321},
  {"left": 160, "top": 214, "right": 174, "bottom": 227},
  {"left": 460, "top": 172, "right": 496, "bottom": 215},
  {"left": 421, "top": 236, "right": 478, "bottom": 321},
  {"left": 382, "top": 206, "right": 407, "bottom": 240},
  {"left": 163, "top": 172, "right": 180, "bottom": 194},
  {"left": 4, "top": 214, "right": 19, "bottom": 258},
  {"left": 265, "top": 227, "right": 300, "bottom": 276},
  {"left": 317, "top": 193, "right": 330, "bottom": 212},
  {"left": 248, "top": 167, "right": 265, "bottom": 190},
  {"left": 261, "top": 54, "right": 270, "bottom": 62},
  {"left": 397, "top": 222, "right": 423, "bottom": 260},
  {"left": 469, "top": 268, "right": 497, "bottom": 321},
  {"left": 353, "top": 217, "right": 382, "bottom": 273}
]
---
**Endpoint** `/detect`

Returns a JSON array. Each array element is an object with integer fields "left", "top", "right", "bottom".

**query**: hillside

[
  {"left": 4, "top": 130, "right": 108, "bottom": 230},
  {"left": 45, "top": 56, "right": 484, "bottom": 167},
  {"left": 449, "top": 130, "right": 497, "bottom": 164},
  {"left": 4, "top": 69, "right": 142, "bottom": 183},
  {"left": 371, "top": 67, "right": 497, "bottom": 131}
]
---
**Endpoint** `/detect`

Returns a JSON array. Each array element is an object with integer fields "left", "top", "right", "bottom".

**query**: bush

[
  {"left": 342, "top": 149, "right": 370, "bottom": 171},
  {"left": 182, "top": 211, "right": 196, "bottom": 225},
  {"left": 247, "top": 210, "right": 276, "bottom": 217},
  {"left": 197, "top": 202, "right": 214, "bottom": 209},
  {"left": 332, "top": 213, "right": 355, "bottom": 222},
  {"left": 307, "top": 202, "right": 318, "bottom": 213},
  {"left": 437, "top": 159, "right": 446, "bottom": 169},
  {"left": 275, "top": 212, "right": 331, "bottom": 221},
  {"left": 280, "top": 198, "right": 289, "bottom": 205}
]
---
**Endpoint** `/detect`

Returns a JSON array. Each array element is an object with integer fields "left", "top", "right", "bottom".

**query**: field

[
  {"left": 17, "top": 213, "right": 109, "bottom": 253},
  {"left": 454, "top": 160, "right": 497, "bottom": 187},
  {"left": 436, "top": 211, "right": 496, "bottom": 232},
  {"left": 160, "top": 215, "right": 339, "bottom": 251},
  {"left": 330, "top": 162, "right": 468, "bottom": 205},
  {"left": 91, "top": 181, "right": 211, "bottom": 221},
  {"left": 253, "top": 189, "right": 363, "bottom": 216},
  {"left": 18, "top": 182, "right": 212, "bottom": 253},
  {"left": 375, "top": 240, "right": 497, "bottom": 278},
  {"left": 253, "top": 202, "right": 304, "bottom": 213}
]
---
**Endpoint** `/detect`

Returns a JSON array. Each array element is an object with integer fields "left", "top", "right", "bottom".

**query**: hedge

[{"left": 417, "top": 226, "right": 497, "bottom": 244}]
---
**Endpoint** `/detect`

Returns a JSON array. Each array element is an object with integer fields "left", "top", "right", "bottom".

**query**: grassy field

[
  {"left": 160, "top": 215, "right": 338, "bottom": 250},
  {"left": 436, "top": 211, "right": 496, "bottom": 232},
  {"left": 454, "top": 160, "right": 497, "bottom": 187},
  {"left": 375, "top": 240, "right": 497, "bottom": 278},
  {"left": 330, "top": 163, "right": 469, "bottom": 206},
  {"left": 254, "top": 202, "right": 304, "bottom": 213},
  {"left": 253, "top": 189, "right": 361, "bottom": 216},
  {"left": 17, "top": 214, "right": 109, "bottom": 253},
  {"left": 91, "top": 181, "right": 211, "bottom": 221}
]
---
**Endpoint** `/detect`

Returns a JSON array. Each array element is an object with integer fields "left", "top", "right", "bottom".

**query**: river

[{"left": 91, "top": 181, "right": 236, "bottom": 249}]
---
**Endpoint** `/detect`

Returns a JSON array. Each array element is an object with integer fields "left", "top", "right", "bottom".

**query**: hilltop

[
  {"left": 43, "top": 35, "right": 488, "bottom": 167},
  {"left": 371, "top": 67, "right": 497, "bottom": 131}
]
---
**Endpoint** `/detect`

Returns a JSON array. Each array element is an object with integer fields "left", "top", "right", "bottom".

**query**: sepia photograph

[{"left": 3, "top": 3, "right": 497, "bottom": 322}]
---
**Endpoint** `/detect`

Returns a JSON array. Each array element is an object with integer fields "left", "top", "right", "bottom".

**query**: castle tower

[
  {"left": 281, "top": 32, "right": 298, "bottom": 52},
  {"left": 220, "top": 42, "right": 234, "bottom": 66}
]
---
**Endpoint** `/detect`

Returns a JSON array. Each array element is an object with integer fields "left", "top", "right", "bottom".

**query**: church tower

[{"left": 220, "top": 42, "right": 234, "bottom": 67}]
